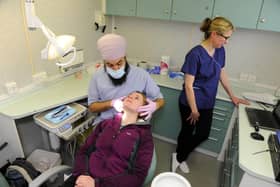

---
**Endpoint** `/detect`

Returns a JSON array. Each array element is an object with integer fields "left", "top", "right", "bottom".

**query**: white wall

[
  {"left": 1, "top": 1, "right": 280, "bottom": 97},
  {"left": 0, "top": 0, "right": 103, "bottom": 96},
  {"left": 111, "top": 16, "right": 280, "bottom": 86}
]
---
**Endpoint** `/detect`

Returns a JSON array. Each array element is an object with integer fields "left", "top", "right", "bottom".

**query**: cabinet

[
  {"left": 105, "top": 0, "right": 280, "bottom": 33},
  {"left": 151, "top": 86, "right": 181, "bottom": 140},
  {"left": 152, "top": 86, "right": 234, "bottom": 154},
  {"left": 105, "top": 0, "right": 137, "bottom": 16},
  {"left": 257, "top": 0, "right": 280, "bottom": 32},
  {"left": 136, "top": 0, "right": 214, "bottom": 22},
  {"left": 199, "top": 99, "right": 234, "bottom": 153},
  {"left": 212, "top": 0, "right": 263, "bottom": 29},
  {"left": 137, "top": 0, "right": 172, "bottom": 20},
  {"left": 171, "top": 0, "right": 214, "bottom": 23},
  {"left": 219, "top": 119, "right": 244, "bottom": 187}
]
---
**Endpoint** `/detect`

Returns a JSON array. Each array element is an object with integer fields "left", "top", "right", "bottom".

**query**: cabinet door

[
  {"left": 151, "top": 86, "right": 181, "bottom": 140},
  {"left": 105, "top": 0, "right": 136, "bottom": 16},
  {"left": 137, "top": 0, "right": 172, "bottom": 20},
  {"left": 213, "top": 0, "right": 263, "bottom": 29},
  {"left": 171, "top": 0, "right": 214, "bottom": 23},
  {"left": 257, "top": 0, "right": 280, "bottom": 32}
]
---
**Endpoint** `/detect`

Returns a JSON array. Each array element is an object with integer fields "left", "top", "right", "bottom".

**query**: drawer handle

[
  {"left": 211, "top": 127, "right": 222, "bottom": 131},
  {"left": 223, "top": 168, "right": 230, "bottom": 174},
  {"left": 213, "top": 116, "right": 225, "bottom": 121},
  {"left": 0, "top": 142, "right": 8, "bottom": 151},
  {"left": 213, "top": 111, "right": 226, "bottom": 117},
  {"left": 208, "top": 137, "right": 218, "bottom": 142},
  {"left": 214, "top": 106, "right": 229, "bottom": 112}
]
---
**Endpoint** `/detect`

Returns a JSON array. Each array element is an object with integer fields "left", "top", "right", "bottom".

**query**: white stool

[{"left": 151, "top": 172, "right": 191, "bottom": 187}]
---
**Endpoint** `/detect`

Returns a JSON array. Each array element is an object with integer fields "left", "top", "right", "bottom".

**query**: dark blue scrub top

[{"left": 179, "top": 45, "right": 225, "bottom": 109}]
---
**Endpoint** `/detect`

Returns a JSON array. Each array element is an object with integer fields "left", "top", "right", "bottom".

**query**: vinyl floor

[{"left": 145, "top": 137, "right": 221, "bottom": 187}]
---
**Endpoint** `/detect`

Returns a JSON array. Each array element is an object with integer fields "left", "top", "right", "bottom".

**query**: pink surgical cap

[{"left": 97, "top": 34, "right": 127, "bottom": 61}]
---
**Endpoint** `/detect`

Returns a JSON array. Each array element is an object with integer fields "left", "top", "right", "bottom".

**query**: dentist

[{"left": 88, "top": 33, "right": 164, "bottom": 122}]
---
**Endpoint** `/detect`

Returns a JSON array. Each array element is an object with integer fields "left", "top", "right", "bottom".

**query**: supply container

[
  {"left": 27, "top": 149, "right": 61, "bottom": 182},
  {"left": 160, "top": 56, "right": 170, "bottom": 75},
  {"left": 27, "top": 149, "right": 61, "bottom": 173}
]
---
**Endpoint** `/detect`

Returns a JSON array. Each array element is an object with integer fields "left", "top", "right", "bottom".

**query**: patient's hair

[
  {"left": 135, "top": 91, "right": 148, "bottom": 106},
  {"left": 134, "top": 91, "right": 149, "bottom": 120}
]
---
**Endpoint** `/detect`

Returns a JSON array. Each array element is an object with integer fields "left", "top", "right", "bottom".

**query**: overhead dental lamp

[{"left": 25, "top": 0, "right": 76, "bottom": 66}]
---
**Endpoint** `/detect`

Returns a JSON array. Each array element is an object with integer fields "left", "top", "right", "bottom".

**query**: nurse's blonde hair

[{"left": 200, "top": 17, "right": 234, "bottom": 40}]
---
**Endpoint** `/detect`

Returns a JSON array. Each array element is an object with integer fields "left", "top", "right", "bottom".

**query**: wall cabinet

[
  {"left": 136, "top": 0, "right": 214, "bottom": 23},
  {"left": 105, "top": 0, "right": 280, "bottom": 33},
  {"left": 257, "top": 0, "right": 280, "bottom": 32},
  {"left": 137, "top": 0, "right": 172, "bottom": 20},
  {"left": 212, "top": 0, "right": 263, "bottom": 30},
  {"left": 152, "top": 86, "right": 234, "bottom": 155},
  {"left": 105, "top": 0, "right": 137, "bottom": 16},
  {"left": 171, "top": 0, "right": 214, "bottom": 23}
]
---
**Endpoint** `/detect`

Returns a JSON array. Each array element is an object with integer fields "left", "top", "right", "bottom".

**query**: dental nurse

[
  {"left": 88, "top": 33, "right": 164, "bottom": 122},
  {"left": 172, "top": 17, "right": 250, "bottom": 173}
]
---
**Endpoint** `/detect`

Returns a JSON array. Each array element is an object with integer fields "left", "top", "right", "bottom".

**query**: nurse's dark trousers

[{"left": 176, "top": 102, "right": 213, "bottom": 163}]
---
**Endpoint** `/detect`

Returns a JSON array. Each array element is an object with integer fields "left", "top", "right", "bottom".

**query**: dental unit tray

[
  {"left": 44, "top": 105, "right": 76, "bottom": 124},
  {"left": 34, "top": 103, "right": 88, "bottom": 139}
]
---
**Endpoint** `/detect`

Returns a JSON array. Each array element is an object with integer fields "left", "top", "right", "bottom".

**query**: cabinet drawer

[
  {"left": 213, "top": 109, "right": 232, "bottom": 119},
  {"left": 199, "top": 137, "right": 222, "bottom": 153},
  {"left": 215, "top": 99, "right": 234, "bottom": 112},
  {"left": 199, "top": 125, "right": 227, "bottom": 153},
  {"left": 212, "top": 116, "right": 230, "bottom": 130},
  {"left": 209, "top": 126, "right": 227, "bottom": 140}
]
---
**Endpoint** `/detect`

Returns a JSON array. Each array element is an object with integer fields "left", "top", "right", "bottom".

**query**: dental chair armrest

[{"left": 29, "top": 165, "right": 71, "bottom": 187}]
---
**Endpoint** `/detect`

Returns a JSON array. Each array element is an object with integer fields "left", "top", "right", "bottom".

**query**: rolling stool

[{"left": 151, "top": 172, "right": 191, "bottom": 187}]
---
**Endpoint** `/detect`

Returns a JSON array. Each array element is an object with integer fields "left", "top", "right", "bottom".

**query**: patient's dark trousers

[{"left": 176, "top": 102, "right": 213, "bottom": 163}]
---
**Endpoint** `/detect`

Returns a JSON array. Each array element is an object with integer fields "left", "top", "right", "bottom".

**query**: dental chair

[{"left": 27, "top": 148, "right": 157, "bottom": 187}]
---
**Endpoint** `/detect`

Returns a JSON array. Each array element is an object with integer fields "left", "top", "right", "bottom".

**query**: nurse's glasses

[{"left": 217, "top": 32, "right": 231, "bottom": 40}]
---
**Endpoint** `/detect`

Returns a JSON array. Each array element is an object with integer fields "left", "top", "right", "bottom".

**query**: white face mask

[{"left": 106, "top": 65, "right": 125, "bottom": 79}]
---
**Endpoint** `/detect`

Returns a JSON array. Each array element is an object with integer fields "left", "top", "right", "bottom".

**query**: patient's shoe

[
  {"left": 179, "top": 161, "right": 190, "bottom": 173},
  {"left": 172, "top": 153, "right": 180, "bottom": 172}
]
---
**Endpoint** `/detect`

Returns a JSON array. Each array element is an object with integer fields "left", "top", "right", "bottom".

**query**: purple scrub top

[{"left": 179, "top": 45, "right": 225, "bottom": 109}]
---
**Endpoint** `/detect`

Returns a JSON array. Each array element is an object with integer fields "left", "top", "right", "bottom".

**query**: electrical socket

[
  {"left": 275, "top": 87, "right": 280, "bottom": 97},
  {"left": 247, "top": 74, "right": 256, "bottom": 82},
  {"left": 5, "top": 82, "right": 18, "bottom": 95},
  {"left": 239, "top": 72, "right": 249, "bottom": 81},
  {"left": 32, "top": 71, "right": 47, "bottom": 83}
]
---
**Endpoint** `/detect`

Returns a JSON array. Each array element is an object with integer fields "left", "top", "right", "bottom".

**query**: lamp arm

[
  {"left": 25, "top": 0, "right": 76, "bottom": 66},
  {"left": 25, "top": 1, "right": 64, "bottom": 57},
  {"left": 39, "top": 23, "right": 65, "bottom": 57}
]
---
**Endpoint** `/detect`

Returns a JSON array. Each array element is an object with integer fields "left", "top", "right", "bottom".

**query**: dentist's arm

[{"left": 89, "top": 97, "right": 125, "bottom": 113}]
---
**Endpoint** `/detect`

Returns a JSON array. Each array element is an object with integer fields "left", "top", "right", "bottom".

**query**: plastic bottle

[{"left": 160, "top": 56, "right": 170, "bottom": 75}]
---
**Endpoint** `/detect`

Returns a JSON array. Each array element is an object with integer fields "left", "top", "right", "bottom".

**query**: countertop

[
  {"left": 239, "top": 104, "right": 279, "bottom": 185},
  {"left": 0, "top": 65, "right": 277, "bottom": 119}
]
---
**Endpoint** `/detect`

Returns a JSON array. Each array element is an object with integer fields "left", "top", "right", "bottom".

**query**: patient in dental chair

[{"left": 62, "top": 91, "right": 154, "bottom": 187}]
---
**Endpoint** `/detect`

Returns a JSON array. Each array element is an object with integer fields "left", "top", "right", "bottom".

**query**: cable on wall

[{"left": 20, "top": 0, "right": 36, "bottom": 74}]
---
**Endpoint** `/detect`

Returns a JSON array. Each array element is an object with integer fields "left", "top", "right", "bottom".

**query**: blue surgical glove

[
  {"left": 111, "top": 96, "right": 125, "bottom": 112},
  {"left": 137, "top": 98, "right": 157, "bottom": 120}
]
